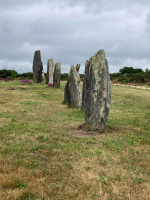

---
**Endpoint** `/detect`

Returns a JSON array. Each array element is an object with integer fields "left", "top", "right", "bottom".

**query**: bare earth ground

[{"left": 0, "top": 80, "right": 150, "bottom": 200}]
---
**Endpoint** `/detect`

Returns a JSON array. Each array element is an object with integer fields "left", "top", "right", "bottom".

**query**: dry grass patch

[{"left": 0, "top": 81, "right": 150, "bottom": 199}]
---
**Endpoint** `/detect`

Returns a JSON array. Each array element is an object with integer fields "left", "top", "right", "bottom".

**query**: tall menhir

[
  {"left": 82, "top": 49, "right": 112, "bottom": 131},
  {"left": 46, "top": 59, "right": 54, "bottom": 84},
  {"left": 33, "top": 50, "right": 43, "bottom": 83}
]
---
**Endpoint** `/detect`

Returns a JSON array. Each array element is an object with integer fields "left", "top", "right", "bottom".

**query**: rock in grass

[
  {"left": 46, "top": 59, "right": 54, "bottom": 84},
  {"left": 64, "top": 65, "right": 81, "bottom": 108},
  {"left": 53, "top": 62, "right": 61, "bottom": 88},
  {"left": 33, "top": 50, "right": 43, "bottom": 83},
  {"left": 42, "top": 69, "right": 45, "bottom": 82},
  {"left": 82, "top": 49, "right": 112, "bottom": 131},
  {"left": 76, "top": 64, "right": 80, "bottom": 73}
]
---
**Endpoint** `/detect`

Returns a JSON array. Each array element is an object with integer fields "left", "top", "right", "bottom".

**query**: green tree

[{"left": 119, "top": 67, "right": 143, "bottom": 74}]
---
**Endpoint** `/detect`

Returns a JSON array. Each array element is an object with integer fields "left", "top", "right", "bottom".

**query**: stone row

[
  {"left": 32, "top": 50, "right": 61, "bottom": 88},
  {"left": 33, "top": 49, "right": 112, "bottom": 131},
  {"left": 64, "top": 50, "right": 112, "bottom": 131}
]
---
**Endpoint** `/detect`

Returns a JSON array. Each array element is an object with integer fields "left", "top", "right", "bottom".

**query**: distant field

[{"left": 0, "top": 80, "right": 150, "bottom": 200}]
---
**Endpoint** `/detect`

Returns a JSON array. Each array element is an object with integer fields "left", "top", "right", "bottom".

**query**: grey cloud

[{"left": 0, "top": 0, "right": 150, "bottom": 74}]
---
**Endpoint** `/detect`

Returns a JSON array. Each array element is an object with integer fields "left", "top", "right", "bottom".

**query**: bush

[
  {"left": 17, "top": 72, "right": 33, "bottom": 79},
  {"left": 0, "top": 69, "right": 18, "bottom": 78},
  {"left": 0, "top": 69, "right": 33, "bottom": 80},
  {"left": 61, "top": 73, "right": 68, "bottom": 81},
  {"left": 119, "top": 67, "right": 143, "bottom": 74},
  {"left": 80, "top": 74, "right": 84, "bottom": 81}
]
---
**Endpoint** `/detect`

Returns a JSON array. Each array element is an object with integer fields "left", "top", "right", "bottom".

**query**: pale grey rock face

[
  {"left": 64, "top": 65, "right": 81, "bottom": 108},
  {"left": 53, "top": 62, "right": 61, "bottom": 88},
  {"left": 33, "top": 50, "right": 43, "bottom": 83},
  {"left": 46, "top": 59, "right": 54, "bottom": 84},
  {"left": 76, "top": 64, "right": 80, "bottom": 73},
  {"left": 82, "top": 49, "right": 112, "bottom": 131},
  {"left": 42, "top": 69, "right": 45, "bottom": 81}
]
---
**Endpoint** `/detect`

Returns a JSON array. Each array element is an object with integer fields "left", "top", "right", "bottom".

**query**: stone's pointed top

[
  {"left": 69, "top": 65, "right": 78, "bottom": 76},
  {"left": 55, "top": 62, "right": 61, "bottom": 66},
  {"left": 95, "top": 49, "right": 105, "bottom": 59},
  {"left": 55, "top": 63, "right": 61, "bottom": 73},
  {"left": 76, "top": 64, "right": 80, "bottom": 73},
  {"left": 95, "top": 49, "right": 105, "bottom": 55},
  {"left": 34, "top": 50, "right": 41, "bottom": 61},
  {"left": 34, "top": 50, "right": 41, "bottom": 55},
  {"left": 89, "top": 49, "right": 105, "bottom": 62},
  {"left": 48, "top": 58, "right": 53, "bottom": 62},
  {"left": 70, "top": 65, "right": 75, "bottom": 70},
  {"left": 33, "top": 50, "right": 43, "bottom": 83},
  {"left": 99, "top": 49, "right": 105, "bottom": 53}
]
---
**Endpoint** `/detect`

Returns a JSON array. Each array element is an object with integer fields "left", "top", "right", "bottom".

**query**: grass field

[{"left": 0, "top": 80, "right": 150, "bottom": 200}]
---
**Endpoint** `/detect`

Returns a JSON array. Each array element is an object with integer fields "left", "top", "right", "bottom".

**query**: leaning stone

[
  {"left": 53, "top": 62, "right": 61, "bottom": 88},
  {"left": 81, "top": 60, "right": 89, "bottom": 112},
  {"left": 33, "top": 50, "right": 43, "bottom": 83},
  {"left": 64, "top": 65, "right": 81, "bottom": 108},
  {"left": 76, "top": 64, "right": 80, "bottom": 73},
  {"left": 82, "top": 49, "right": 112, "bottom": 131},
  {"left": 46, "top": 59, "right": 54, "bottom": 84}
]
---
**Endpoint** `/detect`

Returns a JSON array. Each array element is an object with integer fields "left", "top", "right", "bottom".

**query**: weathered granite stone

[
  {"left": 76, "top": 64, "right": 80, "bottom": 73},
  {"left": 33, "top": 50, "right": 43, "bottom": 83},
  {"left": 64, "top": 65, "right": 81, "bottom": 108},
  {"left": 82, "top": 49, "right": 112, "bottom": 131},
  {"left": 53, "top": 62, "right": 61, "bottom": 88},
  {"left": 46, "top": 59, "right": 54, "bottom": 84}
]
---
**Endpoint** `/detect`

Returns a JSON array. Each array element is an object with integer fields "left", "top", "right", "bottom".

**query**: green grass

[{"left": 0, "top": 80, "right": 150, "bottom": 199}]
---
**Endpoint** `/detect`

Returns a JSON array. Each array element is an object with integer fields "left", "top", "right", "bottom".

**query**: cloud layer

[{"left": 0, "top": 0, "right": 150, "bottom": 74}]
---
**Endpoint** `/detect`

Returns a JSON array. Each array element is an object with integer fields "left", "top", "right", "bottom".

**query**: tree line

[
  {"left": 1, "top": 67, "right": 150, "bottom": 83},
  {"left": 0, "top": 69, "right": 84, "bottom": 81},
  {"left": 110, "top": 67, "right": 150, "bottom": 83}
]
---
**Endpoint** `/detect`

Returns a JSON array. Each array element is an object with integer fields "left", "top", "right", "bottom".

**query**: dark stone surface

[
  {"left": 53, "top": 62, "right": 61, "bottom": 88},
  {"left": 33, "top": 50, "right": 43, "bottom": 83},
  {"left": 64, "top": 80, "right": 71, "bottom": 104},
  {"left": 81, "top": 60, "right": 89, "bottom": 112},
  {"left": 82, "top": 49, "right": 112, "bottom": 131}
]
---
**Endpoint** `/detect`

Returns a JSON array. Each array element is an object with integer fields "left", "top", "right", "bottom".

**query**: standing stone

[
  {"left": 76, "top": 64, "right": 80, "bottom": 73},
  {"left": 33, "top": 50, "right": 43, "bottom": 83},
  {"left": 82, "top": 49, "right": 112, "bottom": 131},
  {"left": 64, "top": 65, "right": 81, "bottom": 108},
  {"left": 53, "top": 62, "right": 61, "bottom": 88},
  {"left": 42, "top": 69, "right": 45, "bottom": 81},
  {"left": 46, "top": 59, "right": 54, "bottom": 84},
  {"left": 81, "top": 60, "right": 89, "bottom": 112}
]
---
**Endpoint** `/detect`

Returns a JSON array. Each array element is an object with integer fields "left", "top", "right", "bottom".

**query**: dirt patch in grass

[{"left": 75, "top": 123, "right": 126, "bottom": 137}]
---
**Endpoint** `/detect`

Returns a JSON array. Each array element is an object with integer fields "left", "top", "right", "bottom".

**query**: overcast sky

[{"left": 0, "top": 0, "right": 150, "bottom": 74}]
